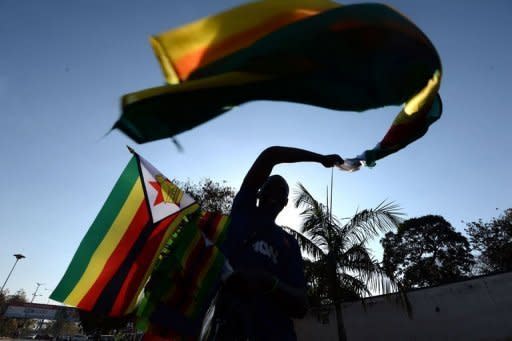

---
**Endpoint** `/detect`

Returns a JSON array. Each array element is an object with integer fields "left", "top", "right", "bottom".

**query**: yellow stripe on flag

[
  {"left": 403, "top": 70, "right": 441, "bottom": 116},
  {"left": 65, "top": 178, "right": 145, "bottom": 306},
  {"left": 151, "top": 0, "right": 340, "bottom": 83},
  {"left": 122, "top": 71, "right": 272, "bottom": 107},
  {"left": 196, "top": 248, "right": 219, "bottom": 288},
  {"left": 180, "top": 231, "right": 202, "bottom": 269},
  {"left": 213, "top": 215, "right": 229, "bottom": 241}
]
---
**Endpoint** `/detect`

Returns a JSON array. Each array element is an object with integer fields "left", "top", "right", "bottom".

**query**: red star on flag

[{"left": 149, "top": 181, "right": 165, "bottom": 206}]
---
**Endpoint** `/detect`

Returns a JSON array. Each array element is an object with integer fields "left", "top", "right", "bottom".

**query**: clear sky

[{"left": 1, "top": 0, "right": 511, "bottom": 304}]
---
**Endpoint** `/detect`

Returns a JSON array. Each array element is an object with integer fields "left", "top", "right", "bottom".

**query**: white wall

[
  {"left": 295, "top": 272, "right": 512, "bottom": 340},
  {"left": 294, "top": 306, "right": 338, "bottom": 340}
]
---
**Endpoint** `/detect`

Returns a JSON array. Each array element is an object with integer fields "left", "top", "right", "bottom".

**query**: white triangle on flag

[{"left": 138, "top": 155, "right": 196, "bottom": 224}]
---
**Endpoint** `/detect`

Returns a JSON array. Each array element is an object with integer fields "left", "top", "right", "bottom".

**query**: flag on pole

[{"left": 50, "top": 151, "right": 199, "bottom": 316}]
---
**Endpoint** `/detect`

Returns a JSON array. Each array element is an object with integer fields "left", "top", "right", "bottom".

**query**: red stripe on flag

[
  {"left": 381, "top": 113, "right": 428, "bottom": 148},
  {"left": 183, "top": 234, "right": 206, "bottom": 271},
  {"left": 178, "top": 246, "right": 216, "bottom": 315},
  {"left": 198, "top": 212, "right": 223, "bottom": 242},
  {"left": 174, "top": 10, "right": 322, "bottom": 80},
  {"left": 110, "top": 215, "right": 176, "bottom": 315},
  {"left": 210, "top": 214, "right": 225, "bottom": 241},
  {"left": 165, "top": 281, "right": 187, "bottom": 312},
  {"left": 77, "top": 201, "right": 149, "bottom": 310}
]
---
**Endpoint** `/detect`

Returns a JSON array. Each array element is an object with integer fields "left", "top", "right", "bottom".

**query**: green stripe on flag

[
  {"left": 216, "top": 218, "right": 230, "bottom": 246},
  {"left": 171, "top": 223, "right": 201, "bottom": 267},
  {"left": 51, "top": 156, "right": 140, "bottom": 301},
  {"left": 192, "top": 252, "right": 225, "bottom": 316}
]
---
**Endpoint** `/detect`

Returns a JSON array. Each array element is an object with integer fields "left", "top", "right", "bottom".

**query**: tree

[
  {"left": 4, "top": 289, "right": 28, "bottom": 305},
  {"left": 381, "top": 215, "right": 474, "bottom": 289},
  {"left": 285, "top": 183, "right": 402, "bottom": 341},
  {"left": 0, "top": 289, "right": 30, "bottom": 338},
  {"left": 46, "top": 308, "right": 81, "bottom": 338},
  {"left": 465, "top": 208, "right": 512, "bottom": 274},
  {"left": 175, "top": 178, "right": 236, "bottom": 214},
  {"left": 303, "top": 259, "right": 359, "bottom": 307}
]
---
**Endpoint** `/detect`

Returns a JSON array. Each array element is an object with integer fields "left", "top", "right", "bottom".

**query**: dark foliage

[
  {"left": 381, "top": 215, "right": 474, "bottom": 289},
  {"left": 465, "top": 208, "right": 512, "bottom": 274},
  {"left": 174, "top": 178, "right": 236, "bottom": 214},
  {"left": 78, "top": 310, "right": 133, "bottom": 336},
  {"left": 0, "top": 290, "right": 29, "bottom": 338}
]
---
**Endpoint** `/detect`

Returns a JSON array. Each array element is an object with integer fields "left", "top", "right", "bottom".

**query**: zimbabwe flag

[
  {"left": 135, "top": 211, "right": 232, "bottom": 339},
  {"left": 150, "top": 0, "right": 340, "bottom": 84},
  {"left": 116, "top": 1, "right": 442, "bottom": 170},
  {"left": 50, "top": 151, "right": 199, "bottom": 316}
]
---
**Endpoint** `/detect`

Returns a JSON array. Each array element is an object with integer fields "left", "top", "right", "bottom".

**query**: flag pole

[{"left": 330, "top": 167, "right": 334, "bottom": 224}]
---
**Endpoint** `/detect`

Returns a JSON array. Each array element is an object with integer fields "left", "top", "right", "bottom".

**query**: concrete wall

[
  {"left": 294, "top": 272, "right": 512, "bottom": 340},
  {"left": 294, "top": 306, "right": 338, "bottom": 341}
]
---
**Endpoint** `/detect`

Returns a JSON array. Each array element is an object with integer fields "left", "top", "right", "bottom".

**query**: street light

[
  {"left": 1, "top": 254, "right": 26, "bottom": 294},
  {"left": 31, "top": 282, "right": 45, "bottom": 303}
]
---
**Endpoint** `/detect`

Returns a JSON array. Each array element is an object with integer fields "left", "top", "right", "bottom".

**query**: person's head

[{"left": 256, "top": 174, "right": 289, "bottom": 217}]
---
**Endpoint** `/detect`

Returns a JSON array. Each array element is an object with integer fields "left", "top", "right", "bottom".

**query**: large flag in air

[
  {"left": 50, "top": 151, "right": 199, "bottom": 316},
  {"left": 115, "top": 1, "right": 443, "bottom": 170}
]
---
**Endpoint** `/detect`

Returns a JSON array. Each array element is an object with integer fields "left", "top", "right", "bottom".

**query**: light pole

[
  {"left": 31, "top": 282, "right": 45, "bottom": 303},
  {"left": 1, "top": 253, "right": 26, "bottom": 294}
]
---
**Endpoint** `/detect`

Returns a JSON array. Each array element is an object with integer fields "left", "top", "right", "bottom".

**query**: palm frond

[
  {"left": 305, "top": 231, "right": 330, "bottom": 254},
  {"left": 294, "top": 183, "right": 345, "bottom": 246},
  {"left": 282, "top": 226, "right": 326, "bottom": 260},
  {"left": 294, "top": 182, "right": 321, "bottom": 210},
  {"left": 338, "top": 273, "right": 372, "bottom": 298},
  {"left": 342, "top": 201, "right": 403, "bottom": 244},
  {"left": 350, "top": 260, "right": 397, "bottom": 296},
  {"left": 337, "top": 243, "right": 375, "bottom": 270},
  {"left": 361, "top": 267, "right": 398, "bottom": 296},
  {"left": 300, "top": 210, "right": 328, "bottom": 232},
  {"left": 335, "top": 242, "right": 398, "bottom": 296}
]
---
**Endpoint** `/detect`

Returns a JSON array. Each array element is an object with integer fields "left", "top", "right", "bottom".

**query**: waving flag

[
  {"left": 115, "top": 1, "right": 442, "bottom": 170},
  {"left": 51, "top": 150, "right": 198, "bottom": 316},
  {"left": 150, "top": 0, "right": 339, "bottom": 84}
]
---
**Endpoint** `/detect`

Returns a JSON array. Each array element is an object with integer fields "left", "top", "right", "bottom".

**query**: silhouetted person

[{"left": 206, "top": 146, "right": 343, "bottom": 340}]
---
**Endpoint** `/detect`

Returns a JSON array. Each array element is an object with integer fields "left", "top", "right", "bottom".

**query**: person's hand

[
  {"left": 321, "top": 154, "right": 344, "bottom": 168},
  {"left": 225, "top": 269, "right": 275, "bottom": 295}
]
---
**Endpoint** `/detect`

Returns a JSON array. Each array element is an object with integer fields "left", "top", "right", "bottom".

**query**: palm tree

[{"left": 285, "top": 183, "right": 403, "bottom": 341}]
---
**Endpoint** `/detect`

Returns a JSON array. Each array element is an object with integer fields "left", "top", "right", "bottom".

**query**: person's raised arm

[{"left": 241, "top": 146, "right": 344, "bottom": 191}]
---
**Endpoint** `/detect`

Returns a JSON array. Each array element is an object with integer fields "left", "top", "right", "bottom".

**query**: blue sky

[{"left": 0, "top": 0, "right": 511, "bottom": 303}]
